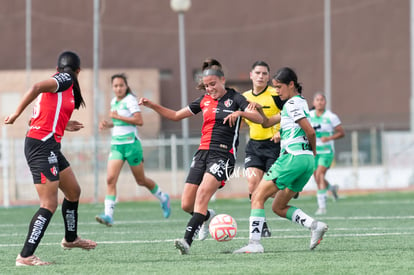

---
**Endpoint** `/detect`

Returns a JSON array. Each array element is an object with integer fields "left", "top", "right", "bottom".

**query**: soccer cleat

[
  {"left": 261, "top": 222, "right": 271, "bottom": 237},
  {"left": 330, "top": 184, "right": 339, "bottom": 201},
  {"left": 315, "top": 208, "right": 327, "bottom": 215},
  {"left": 198, "top": 209, "right": 216, "bottom": 241},
  {"left": 174, "top": 239, "right": 190, "bottom": 255},
  {"left": 16, "top": 254, "right": 52, "bottom": 266},
  {"left": 233, "top": 241, "right": 264, "bottom": 254},
  {"left": 310, "top": 221, "right": 328, "bottom": 250},
  {"left": 293, "top": 192, "right": 300, "bottom": 199},
  {"left": 95, "top": 214, "right": 114, "bottom": 226},
  {"left": 161, "top": 194, "right": 171, "bottom": 218},
  {"left": 61, "top": 236, "right": 97, "bottom": 250}
]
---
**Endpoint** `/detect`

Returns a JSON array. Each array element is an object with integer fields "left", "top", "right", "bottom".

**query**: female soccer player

[
  {"left": 4, "top": 51, "right": 97, "bottom": 266},
  {"left": 95, "top": 73, "right": 171, "bottom": 226},
  {"left": 234, "top": 67, "right": 328, "bottom": 253},
  {"left": 139, "top": 58, "right": 263, "bottom": 254},
  {"left": 310, "top": 92, "right": 345, "bottom": 215}
]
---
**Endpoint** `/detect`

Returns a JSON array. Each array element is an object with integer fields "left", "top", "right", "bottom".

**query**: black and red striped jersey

[
  {"left": 27, "top": 72, "right": 75, "bottom": 143},
  {"left": 188, "top": 88, "right": 249, "bottom": 156}
]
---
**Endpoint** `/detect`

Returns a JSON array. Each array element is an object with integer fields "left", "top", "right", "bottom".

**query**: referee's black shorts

[{"left": 244, "top": 139, "right": 280, "bottom": 172}]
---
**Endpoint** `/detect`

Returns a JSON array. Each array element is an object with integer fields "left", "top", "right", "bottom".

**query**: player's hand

[
  {"left": 271, "top": 132, "right": 281, "bottom": 143},
  {"left": 247, "top": 102, "right": 263, "bottom": 111},
  {"left": 66, "top": 120, "right": 84, "bottom": 131},
  {"left": 109, "top": 110, "right": 120, "bottom": 119},
  {"left": 99, "top": 119, "right": 112, "bottom": 130},
  {"left": 4, "top": 113, "right": 19, "bottom": 125},
  {"left": 223, "top": 111, "right": 240, "bottom": 127},
  {"left": 139, "top": 97, "right": 152, "bottom": 107}
]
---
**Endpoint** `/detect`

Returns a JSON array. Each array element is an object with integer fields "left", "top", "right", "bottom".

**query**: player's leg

[
  {"left": 246, "top": 167, "right": 272, "bottom": 237},
  {"left": 130, "top": 162, "right": 171, "bottom": 218},
  {"left": 96, "top": 157, "right": 123, "bottom": 226},
  {"left": 315, "top": 163, "right": 329, "bottom": 215},
  {"left": 274, "top": 155, "right": 328, "bottom": 250},
  {"left": 175, "top": 173, "right": 220, "bottom": 254},
  {"left": 233, "top": 179, "right": 276, "bottom": 253},
  {"left": 17, "top": 138, "right": 58, "bottom": 265},
  {"left": 59, "top": 166, "right": 97, "bottom": 250}
]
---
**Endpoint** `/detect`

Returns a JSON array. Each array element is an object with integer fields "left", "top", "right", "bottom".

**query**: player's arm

[
  {"left": 321, "top": 124, "right": 345, "bottom": 142},
  {"left": 110, "top": 111, "right": 143, "bottom": 126},
  {"left": 4, "top": 78, "right": 57, "bottom": 124},
  {"left": 139, "top": 97, "right": 192, "bottom": 121},
  {"left": 66, "top": 120, "right": 84, "bottom": 132},
  {"left": 246, "top": 101, "right": 280, "bottom": 128},
  {"left": 223, "top": 109, "right": 263, "bottom": 127},
  {"left": 297, "top": 117, "right": 316, "bottom": 156}
]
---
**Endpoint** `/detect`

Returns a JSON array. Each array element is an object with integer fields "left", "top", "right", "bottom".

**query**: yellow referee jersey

[{"left": 243, "top": 85, "right": 283, "bottom": 140}]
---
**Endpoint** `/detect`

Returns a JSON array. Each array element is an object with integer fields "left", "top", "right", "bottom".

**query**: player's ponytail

[{"left": 57, "top": 51, "right": 85, "bottom": 109}]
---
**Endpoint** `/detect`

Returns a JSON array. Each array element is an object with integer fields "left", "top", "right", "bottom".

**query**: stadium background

[{"left": 0, "top": 0, "right": 413, "bottom": 205}]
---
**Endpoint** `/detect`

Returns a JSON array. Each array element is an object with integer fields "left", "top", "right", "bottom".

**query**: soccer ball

[{"left": 209, "top": 214, "right": 237, "bottom": 242}]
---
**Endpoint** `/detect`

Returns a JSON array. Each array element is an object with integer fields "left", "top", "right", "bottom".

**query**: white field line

[
  {"left": 0, "top": 215, "right": 414, "bottom": 228},
  {"left": 1, "top": 231, "right": 414, "bottom": 247}
]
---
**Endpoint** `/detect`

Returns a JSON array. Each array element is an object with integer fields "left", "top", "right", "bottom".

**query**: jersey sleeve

[
  {"left": 127, "top": 95, "right": 141, "bottom": 114},
  {"left": 234, "top": 91, "right": 249, "bottom": 111},
  {"left": 286, "top": 98, "right": 306, "bottom": 122},
  {"left": 188, "top": 95, "right": 204, "bottom": 115},
  {"left": 272, "top": 95, "right": 286, "bottom": 110},
  {"left": 52, "top": 73, "right": 73, "bottom": 93},
  {"left": 330, "top": 112, "right": 342, "bottom": 127}
]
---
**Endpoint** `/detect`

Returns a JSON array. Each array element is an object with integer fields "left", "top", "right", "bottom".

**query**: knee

[
  {"left": 272, "top": 205, "right": 284, "bottom": 216},
  {"left": 181, "top": 201, "right": 193, "bottom": 213},
  {"left": 66, "top": 186, "right": 81, "bottom": 201}
]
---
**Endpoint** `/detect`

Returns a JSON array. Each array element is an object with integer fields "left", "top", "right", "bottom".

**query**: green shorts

[
  {"left": 264, "top": 153, "right": 314, "bottom": 192},
  {"left": 109, "top": 138, "right": 143, "bottom": 166},
  {"left": 314, "top": 153, "right": 334, "bottom": 169}
]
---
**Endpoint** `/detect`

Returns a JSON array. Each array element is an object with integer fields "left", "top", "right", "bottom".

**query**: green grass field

[{"left": 1, "top": 191, "right": 413, "bottom": 274}]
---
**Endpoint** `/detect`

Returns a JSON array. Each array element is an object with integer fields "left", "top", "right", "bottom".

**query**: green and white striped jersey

[
  {"left": 110, "top": 93, "right": 140, "bottom": 145},
  {"left": 309, "top": 109, "right": 341, "bottom": 154},
  {"left": 280, "top": 95, "right": 313, "bottom": 156}
]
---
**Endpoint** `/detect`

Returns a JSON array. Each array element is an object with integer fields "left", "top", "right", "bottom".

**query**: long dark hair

[
  {"left": 57, "top": 51, "right": 85, "bottom": 109},
  {"left": 273, "top": 67, "right": 303, "bottom": 94}
]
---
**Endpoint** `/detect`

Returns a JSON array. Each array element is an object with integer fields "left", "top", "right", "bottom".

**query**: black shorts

[
  {"left": 24, "top": 136, "right": 70, "bottom": 184},
  {"left": 244, "top": 139, "right": 281, "bottom": 172},
  {"left": 185, "top": 150, "right": 235, "bottom": 187}
]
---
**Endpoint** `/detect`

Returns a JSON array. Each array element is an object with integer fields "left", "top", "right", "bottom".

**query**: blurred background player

[
  {"left": 5, "top": 51, "right": 97, "bottom": 266},
  {"left": 96, "top": 73, "right": 171, "bottom": 226},
  {"left": 242, "top": 61, "right": 285, "bottom": 237},
  {"left": 140, "top": 58, "right": 263, "bottom": 254},
  {"left": 310, "top": 92, "right": 345, "bottom": 215},
  {"left": 234, "top": 67, "right": 327, "bottom": 253}
]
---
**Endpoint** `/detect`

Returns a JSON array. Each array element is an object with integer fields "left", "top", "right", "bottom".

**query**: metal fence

[{"left": 1, "top": 126, "right": 412, "bottom": 206}]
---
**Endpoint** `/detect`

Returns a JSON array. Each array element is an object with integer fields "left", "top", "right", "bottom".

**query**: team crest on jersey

[
  {"left": 224, "top": 99, "right": 233, "bottom": 107},
  {"left": 50, "top": 166, "right": 58, "bottom": 176}
]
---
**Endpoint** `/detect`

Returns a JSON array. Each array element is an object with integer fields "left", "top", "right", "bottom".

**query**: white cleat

[
  {"left": 174, "top": 239, "right": 190, "bottom": 255},
  {"left": 233, "top": 241, "right": 264, "bottom": 254},
  {"left": 310, "top": 221, "right": 328, "bottom": 250},
  {"left": 198, "top": 209, "right": 216, "bottom": 241}
]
